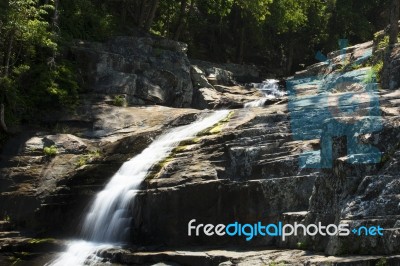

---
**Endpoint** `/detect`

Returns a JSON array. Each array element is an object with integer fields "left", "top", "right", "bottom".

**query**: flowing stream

[
  {"left": 244, "top": 79, "right": 285, "bottom": 108},
  {"left": 47, "top": 110, "right": 230, "bottom": 266}
]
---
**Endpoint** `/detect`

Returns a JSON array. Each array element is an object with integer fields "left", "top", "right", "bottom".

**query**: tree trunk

[
  {"left": 144, "top": 0, "right": 159, "bottom": 31},
  {"left": 52, "top": 0, "right": 59, "bottom": 29},
  {"left": 384, "top": 0, "right": 400, "bottom": 90},
  {"left": 0, "top": 21, "right": 3, "bottom": 73},
  {"left": 237, "top": 26, "right": 245, "bottom": 64},
  {"left": 389, "top": 0, "right": 400, "bottom": 46},
  {"left": 138, "top": 0, "right": 148, "bottom": 28},
  {"left": 234, "top": 7, "right": 246, "bottom": 64},
  {"left": 4, "top": 35, "right": 14, "bottom": 77},
  {"left": 0, "top": 104, "right": 8, "bottom": 133},
  {"left": 173, "top": 0, "right": 188, "bottom": 40},
  {"left": 286, "top": 38, "right": 295, "bottom": 75},
  {"left": 121, "top": 0, "right": 127, "bottom": 25}
]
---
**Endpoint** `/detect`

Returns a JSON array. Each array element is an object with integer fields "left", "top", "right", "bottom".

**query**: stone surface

[
  {"left": 191, "top": 59, "right": 260, "bottom": 84},
  {"left": 0, "top": 104, "right": 201, "bottom": 236},
  {"left": 0, "top": 35, "right": 400, "bottom": 266},
  {"left": 94, "top": 247, "right": 400, "bottom": 266},
  {"left": 192, "top": 85, "right": 264, "bottom": 109},
  {"left": 72, "top": 36, "right": 194, "bottom": 108}
]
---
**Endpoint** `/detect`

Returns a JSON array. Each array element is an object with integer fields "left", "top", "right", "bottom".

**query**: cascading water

[
  {"left": 244, "top": 79, "right": 285, "bottom": 108},
  {"left": 47, "top": 110, "right": 230, "bottom": 266}
]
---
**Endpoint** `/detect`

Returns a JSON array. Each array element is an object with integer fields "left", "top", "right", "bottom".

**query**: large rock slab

[{"left": 72, "top": 37, "right": 194, "bottom": 108}]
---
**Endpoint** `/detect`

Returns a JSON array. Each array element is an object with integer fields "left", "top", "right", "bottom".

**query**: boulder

[
  {"left": 191, "top": 59, "right": 260, "bottom": 84},
  {"left": 72, "top": 36, "right": 193, "bottom": 108},
  {"left": 191, "top": 85, "right": 264, "bottom": 109}
]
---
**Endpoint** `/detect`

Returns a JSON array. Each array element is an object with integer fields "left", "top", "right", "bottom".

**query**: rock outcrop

[
  {"left": 0, "top": 36, "right": 399, "bottom": 266},
  {"left": 190, "top": 59, "right": 260, "bottom": 84},
  {"left": 72, "top": 37, "right": 194, "bottom": 108},
  {"left": 71, "top": 36, "right": 267, "bottom": 111},
  {"left": 190, "top": 61, "right": 270, "bottom": 109},
  {"left": 0, "top": 103, "right": 201, "bottom": 236}
]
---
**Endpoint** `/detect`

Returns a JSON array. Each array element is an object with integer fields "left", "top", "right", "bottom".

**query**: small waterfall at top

[
  {"left": 244, "top": 79, "right": 285, "bottom": 108},
  {"left": 47, "top": 110, "right": 230, "bottom": 266}
]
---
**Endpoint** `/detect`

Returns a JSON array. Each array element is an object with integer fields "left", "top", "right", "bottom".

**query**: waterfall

[
  {"left": 244, "top": 79, "right": 285, "bottom": 108},
  {"left": 47, "top": 110, "right": 230, "bottom": 266}
]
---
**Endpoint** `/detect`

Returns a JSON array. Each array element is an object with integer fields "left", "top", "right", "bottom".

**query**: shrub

[
  {"left": 43, "top": 145, "right": 58, "bottom": 156},
  {"left": 296, "top": 241, "right": 308, "bottom": 250},
  {"left": 75, "top": 150, "right": 101, "bottom": 168},
  {"left": 112, "top": 95, "right": 126, "bottom": 107}
]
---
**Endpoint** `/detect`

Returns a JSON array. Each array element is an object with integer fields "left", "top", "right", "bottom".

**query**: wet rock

[
  {"left": 0, "top": 105, "right": 202, "bottom": 238},
  {"left": 0, "top": 35, "right": 400, "bottom": 265}
]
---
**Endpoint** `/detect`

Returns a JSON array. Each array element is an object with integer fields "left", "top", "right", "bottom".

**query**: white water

[
  {"left": 47, "top": 110, "right": 230, "bottom": 266},
  {"left": 244, "top": 79, "right": 285, "bottom": 108},
  {"left": 47, "top": 241, "right": 113, "bottom": 266}
]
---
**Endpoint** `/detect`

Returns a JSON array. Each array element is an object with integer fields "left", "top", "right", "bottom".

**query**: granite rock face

[
  {"left": 72, "top": 37, "right": 194, "bottom": 108},
  {"left": 134, "top": 106, "right": 318, "bottom": 247},
  {"left": 190, "top": 59, "right": 260, "bottom": 84},
  {"left": 276, "top": 41, "right": 400, "bottom": 256},
  {"left": 190, "top": 62, "right": 266, "bottom": 109},
  {"left": 71, "top": 36, "right": 265, "bottom": 110},
  {"left": 0, "top": 104, "right": 200, "bottom": 236},
  {"left": 0, "top": 37, "right": 399, "bottom": 266}
]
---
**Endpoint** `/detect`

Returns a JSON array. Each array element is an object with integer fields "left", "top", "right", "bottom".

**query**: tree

[
  {"left": 266, "top": 0, "right": 330, "bottom": 74},
  {"left": 0, "top": 0, "right": 56, "bottom": 132},
  {"left": 0, "top": 0, "right": 56, "bottom": 76},
  {"left": 382, "top": 0, "right": 399, "bottom": 90},
  {"left": 389, "top": 0, "right": 399, "bottom": 46},
  {"left": 121, "top": 0, "right": 160, "bottom": 31},
  {"left": 232, "top": 0, "right": 272, "bottom": 63}
]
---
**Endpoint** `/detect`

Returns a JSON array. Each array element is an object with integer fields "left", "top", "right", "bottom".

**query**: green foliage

[
  {"left": 28, "top": 238, "right": 55, "bottom": 244},
  {"left": 59, "top": 0, "right": 116, "bottom": 41},
  {"left": 20, "top": 62, "right": 80, "bottom": 111},
  {"left": 364, "top": 69, "right": 376, "bottom": 84},
  {"left": 268, "top": 0, "right": 309, "bottom": 33},
  {"left": 269, "top": 262, "right": 285, "bottom": 266},
  {"left": 326, "top": 0, "right": 388, "bottom": 48},
  {"left": 75, "top": 150, "right": 101, "bottom": 168},
  {"left": 112, "top": 95, "right": 126, "bottom": 107},
  {"left": 43, "top": 145, "right": 58, "bottom": 156},
  {"left": 372, "top": 60, "right": 384, "bottom": 82},
  {"left": 4, "top": 0, "right": 57, "bottom": 51},
  {"left": 54, "top": 123, "right": 70, "bottom": 134},
  {"left": 198, "top": 110, "right": 234, "bottom": 136},
  {"left": 378, "top": 35, "right": 390, "bottom": 50},
  {"left": 236, "top": 0, "right": 273, "bottom": 22},
  {"left": 364, "top": 59, "right": 383, "bottom": 84},
  {"left": 376, "top": 34, "right": 400, "bottom": 50},
  {"left": 0, "top": 0, "right": 82, "bottom": 130},
  {"left": 76, "top": 156, "right": 87, "bottom": 168},
  {"left": 376, "top": 258, "right": 388, "bottom": 266},
  {"left": 296, "top": 241, "right": 308, "bottom": 250},
  {"left": 3, "top": 214, "right": 11, "bottom": 222}
]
